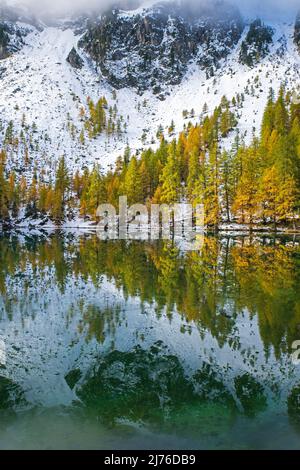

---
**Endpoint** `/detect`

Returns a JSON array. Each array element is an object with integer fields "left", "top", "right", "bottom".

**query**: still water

[{"left": 0, "top": 232, "right": 300, "bottom": 450}]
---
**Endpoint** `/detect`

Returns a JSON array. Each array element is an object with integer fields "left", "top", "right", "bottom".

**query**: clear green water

[{"left": 0, "top": 232, "right": 300, "bottom": 450}]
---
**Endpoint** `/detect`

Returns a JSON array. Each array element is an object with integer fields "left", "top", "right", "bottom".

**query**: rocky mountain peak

[{"left": 78, "top": 0, "right": 244, "bottom": 96}]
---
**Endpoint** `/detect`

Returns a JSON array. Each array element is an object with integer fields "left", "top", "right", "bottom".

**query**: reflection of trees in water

[
  {"left": 78, "top": 304, "right": 122, "bottom": 344},
  {"left": 1, "top": 232, "right": 300, "bottom": 429},
  {"left": 231, "top": 243, "right": 300, "bottom": 358},
  {"left": 0, "top": 233, "right": 300, "bottom": 355}
]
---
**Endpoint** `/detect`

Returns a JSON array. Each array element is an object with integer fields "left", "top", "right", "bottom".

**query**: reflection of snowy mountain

[{"left": 0, "top": 235, "right": 299, "bottom": 419}]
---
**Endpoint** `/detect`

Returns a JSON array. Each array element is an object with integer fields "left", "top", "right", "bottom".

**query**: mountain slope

[
  {"left": 295, "top": 12, "right": 300, "bottom": 52},
  {"left": 0, "top": 2, "right": 299, "bottom": 182},
  {"left": 79, "top": 1, "right": 244, "bottom": 94}
]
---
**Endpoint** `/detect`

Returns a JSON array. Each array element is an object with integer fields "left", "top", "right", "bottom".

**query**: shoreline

[{"left": 1, "top": 224, "right": 300, "bottom": 236}]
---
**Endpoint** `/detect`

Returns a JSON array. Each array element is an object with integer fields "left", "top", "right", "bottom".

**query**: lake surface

[{"left": 0, "top": 232, "right": 300, "bottom": 450}]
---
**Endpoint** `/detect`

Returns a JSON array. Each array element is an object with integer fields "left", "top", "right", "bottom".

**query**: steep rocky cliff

[
  {"left": 79, "top": 1, "right": 244, "bottom": 94},
  {"left": 295, "top": 12, "right": 300, "bottom": 53},
  {"left": 0, "top": 4, "right": 36, "bottom": 59},
  {"left": 0, "top": 24, "right": 9, "bottom": 59}
]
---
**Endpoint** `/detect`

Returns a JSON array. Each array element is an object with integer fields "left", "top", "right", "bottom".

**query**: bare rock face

[
  {"left": 79, "top": 1, "right": 244, "bottom": 93},
  {"left": 67, "top": 47, "right": 84, "bottom": 69},
  {"left": 295, "top": 12, "right": 300, "bottom": 53},
  {"left": 0, "top": 24, "right": 10, "bottom": 59},
  {"left": 0, "top": 5, "right": 37, "bottom": 60},
  {"left": 0, "top": 22, "right": 29, "bottom": 60}
]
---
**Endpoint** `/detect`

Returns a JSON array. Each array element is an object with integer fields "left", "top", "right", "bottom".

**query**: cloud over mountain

[{"left": 1, "top": 0, "right": 299, "bottom": 19}]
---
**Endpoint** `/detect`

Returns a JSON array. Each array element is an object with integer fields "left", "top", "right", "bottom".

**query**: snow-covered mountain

[
  {"left": 0, "top": 0, "right": 300, "bottom": 179},
  {"left": 79, "top": 1, "right": 244, "bottom": 93}
]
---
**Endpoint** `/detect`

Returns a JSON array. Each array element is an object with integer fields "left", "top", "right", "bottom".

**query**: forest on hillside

[
  {"left": 0, "top": 233, "right": 299, "bottom": 357},
  {"left": 0, "top": 86, "right": 300, "bottom": 231}
]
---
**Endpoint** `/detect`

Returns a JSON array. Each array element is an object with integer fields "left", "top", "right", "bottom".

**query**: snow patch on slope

[{"left": 0, "top": 20, "right": 299, "bottom": 179}]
